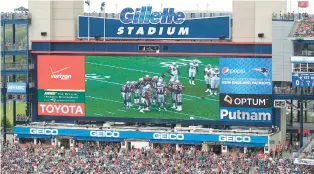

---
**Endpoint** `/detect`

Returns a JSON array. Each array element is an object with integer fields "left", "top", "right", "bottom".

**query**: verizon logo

[{"left": 50, "top": 66, "right": 72, "bottom": 80}]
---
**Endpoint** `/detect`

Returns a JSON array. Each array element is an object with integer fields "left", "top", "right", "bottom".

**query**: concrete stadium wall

[
  {"left": 28, "top": 0, "right": 84, "bottom": 45},
  {"left": 232, "top": 0, "right": 286, "bottom": 42},
  {"left": 272, "top": 21, "right": 294, "bottom": 82}
]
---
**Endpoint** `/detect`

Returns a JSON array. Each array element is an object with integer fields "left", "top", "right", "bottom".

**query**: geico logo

[
  {"left": 153, "top": 133, "right": 184, "bottom": 140},
  {"left": 220, "top": 109, "right": 271, "bottom": 121},
  {"left": 30, "top": 128, "right": 58, "bottom": 135},
  {"left": 90, "top": 131, "right": 120, "bottom": 138},
  {"left": 233, "top": 98, "right": 267, "bottom": 106},
  {"left": 39, "top": 104, "right": 83, "bottom": 115},
  {"left": 219, "top": 135, "right": 251, "bottom": 143}
]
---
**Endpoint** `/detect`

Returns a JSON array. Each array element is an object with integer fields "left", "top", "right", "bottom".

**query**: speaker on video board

[{"left": 258, "top": 33, "right": 264, "bottom": 38}]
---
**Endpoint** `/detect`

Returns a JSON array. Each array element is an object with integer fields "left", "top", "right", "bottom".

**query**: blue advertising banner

[
  {"left": 292, "top": 72, "right": 314, "bottom": 87},
  {"left": 219, "top": 107, "right": 272, "bottom": 123},
  {"left": 7, "top": 82, "right": 26, "bottom": 93},
  {"left": 78, "top": 7, "right": 231, "bottom": 40},
  {"left": 14, "top": 127, "right": 268, "bottom": 145},
  {"left": 219, "top": 58, "right": 272, "bottom": 94}
]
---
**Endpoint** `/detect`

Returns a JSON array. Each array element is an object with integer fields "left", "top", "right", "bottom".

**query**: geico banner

[
  {"left": 77, "top": 7, "right": 231, "bottom": 40},
  {"left": 14, "top": 127, "right": 269, "bottom": 144},
  {"left": 220, "top": 107, "right": 272, "bottom": 122},
  {"left": 219, "top": 94, "right": 272, "bottom": 108}
]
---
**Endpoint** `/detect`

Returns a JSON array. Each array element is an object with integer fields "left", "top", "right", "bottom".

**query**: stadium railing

[
  {"left": 0, "top": 12, "right": 31, "bottom": 20},
  {"left": 4, "top": 63, "right": 28, "bottom": 70},
  {"left": 294, "top": 49, "right": 314, "bottom": 57},
  {"left": 273, "top": 86, "right": 314, "bottom": 95},
  {"left": 297, "top": 134, "right": 314, "bottom": 158},
  {"left": 4, "top": 43, "right": 28, "bottom": 51}
]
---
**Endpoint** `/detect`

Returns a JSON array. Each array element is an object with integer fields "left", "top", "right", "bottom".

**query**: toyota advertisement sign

[{"left": 37, "top": 55, "right": 86, "bottom": 117}]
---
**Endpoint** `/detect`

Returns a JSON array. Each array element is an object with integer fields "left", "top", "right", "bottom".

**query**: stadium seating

[{"left": 294, "top": 13, "right": 314, "bottom": 38}]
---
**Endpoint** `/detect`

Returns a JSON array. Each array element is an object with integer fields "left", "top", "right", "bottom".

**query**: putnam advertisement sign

[{"left": 78, "top": 6, "right": 231, "bottom": 40}]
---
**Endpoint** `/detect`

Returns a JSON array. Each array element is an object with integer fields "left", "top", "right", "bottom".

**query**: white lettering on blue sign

[
  {"left": 29, "top": 128, "right": 58, "bottom": 135},
  {"left": 220, "top": 109, "right": 271, "bottom": 121},
  {"left": 90, "top": 131, "right": 120, "bottom": 138},
  {"left": 153, "top": 133, "right": 184, "bottom": 140},
  {"left": 8, "top": 85, "right": 25, "bottom": 91},
  {"left": 120, "top": 6, "right": 185, "bottom": 24},
  {"left": 117, "top": 6, "right": 189, "bottom": 36},
  {"left": 219, "top": 135, "right": 251, "bottom": 143}
]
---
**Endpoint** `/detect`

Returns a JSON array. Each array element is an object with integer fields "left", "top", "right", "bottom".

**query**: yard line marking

[
  {"left": 86, "top": 96, "right": 212, "bottom": 120},
  {"left": 94, "top": 112, "right": 115, "bottom": 116},
  {"left": 118, "top": 109, "right": 127, "bottom": 112},
  {"left": 87, "top": 78, "right": 219, "bottom": 102},
  {"left": 86, "top": 62, "right": 203, "bottom": 81}
]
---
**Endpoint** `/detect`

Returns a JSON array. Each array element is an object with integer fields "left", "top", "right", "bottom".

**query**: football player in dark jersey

[
  {"left": 133, "top": 78, "right": 143, "bottom": 105},
  {"left": 143, "top": 75, "right": 152, "bottom": 86},
  {"left": 156, "top": 82, "right": 167, "bottom": 111},
  {"left": 151, "top": 76, "right": 159, "bottom": 104},
  {"left": 173, "top": 80, "right": 185, "bottom": 111},
  {"left": 121, "top": 81, "right": 132, "bottom": 109},
  {"left": 167, "top": 79, "right": 176, "bottom": 109}
]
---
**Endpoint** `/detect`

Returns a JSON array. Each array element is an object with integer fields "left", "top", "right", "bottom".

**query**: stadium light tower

[
  {"left": 85, "top": 0, "right": 91, "bottom": 41},
  {"left": 101, "top": 2, "right": 106, "bottom": 41}
]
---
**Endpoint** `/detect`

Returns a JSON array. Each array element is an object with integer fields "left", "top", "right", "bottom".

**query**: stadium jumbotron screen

[{"left": 37, "top": 55, "right": 272, "bottom": 123}]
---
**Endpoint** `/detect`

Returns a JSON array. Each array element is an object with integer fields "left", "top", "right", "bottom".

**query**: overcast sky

[{"left": 0, "top": 0, "right": 313, "bottom": 13}]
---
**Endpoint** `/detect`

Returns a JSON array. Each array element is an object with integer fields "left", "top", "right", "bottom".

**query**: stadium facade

[{"left": 1, "top": 0, "right": 313, "bottom": 153}]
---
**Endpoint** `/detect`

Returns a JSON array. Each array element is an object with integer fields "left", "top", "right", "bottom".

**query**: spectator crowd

[
  {"left": 294, "top": 13, "right": 314, "bottom": 38},
  {"left": 1, "top": 141, "right": 314, "bottom": 174}
]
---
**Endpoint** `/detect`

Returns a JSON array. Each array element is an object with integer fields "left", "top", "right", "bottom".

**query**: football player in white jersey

[
  {"left": 210, "top": 67, "right": 220, "bottom": 95},
  {"left": 167, "top": 62, "right": 180, "bottom": 82},
  {"left": 204, "top": 64, "right": 213, "bottom": 94},
  {"left": 188, "top": 60, "right": 199, "bottom": 85}
]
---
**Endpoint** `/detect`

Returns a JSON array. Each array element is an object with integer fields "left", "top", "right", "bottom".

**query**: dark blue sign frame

[{"left": 77, "top": 16, "right": 231, "bottom": 40}]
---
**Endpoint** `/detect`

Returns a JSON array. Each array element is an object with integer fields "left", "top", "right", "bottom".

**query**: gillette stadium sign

[{"left": 78, "top": 6, "right": 231, "bottom": 39}]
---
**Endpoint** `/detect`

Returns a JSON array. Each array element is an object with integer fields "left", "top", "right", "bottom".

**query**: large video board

[{"left": 37, "top": 56, "right": 272, "bottom": 123}]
